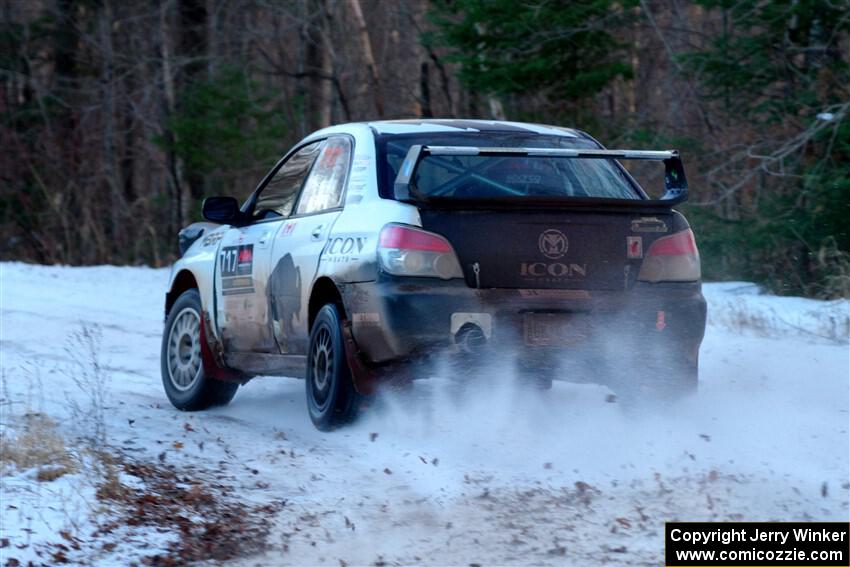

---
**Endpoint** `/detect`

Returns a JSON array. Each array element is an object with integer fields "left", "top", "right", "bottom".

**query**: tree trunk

[
  {"left": 159, "top": 0, "right": 191, "bottom": 231},
  {"left": 306, "top": 0, "right": 333, "bottom": 130},
  {"left": 99, "top": 0, "right": 127, "bottom": 257},
  {"left": 179, "top": 0, "right": 208, "bottom": 201},
  {"left": 347, "top": 0, "right": 384, "bottom": 118},
  {"left": 419, "top": 61, "right": 432, "bottom": 118}
]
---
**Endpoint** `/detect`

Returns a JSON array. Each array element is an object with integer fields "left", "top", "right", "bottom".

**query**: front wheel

[
  {"left": 306, "top": 304, "right": 361, "bottom": 430},
  {"left": 161, "top": 289, "right": 238, "bottom": 410}
]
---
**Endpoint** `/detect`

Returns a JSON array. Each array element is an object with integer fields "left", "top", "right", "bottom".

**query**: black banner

[{"left": 666, "top": 522, "right": 850, "bottom": 566}]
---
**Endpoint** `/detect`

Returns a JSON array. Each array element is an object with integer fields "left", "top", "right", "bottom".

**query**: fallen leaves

[{"left": 91, "top": 457, "right": 282, "bottom": 564}]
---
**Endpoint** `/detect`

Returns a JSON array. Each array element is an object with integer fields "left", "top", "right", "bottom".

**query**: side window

[
  {"left": 255, "top": 141, "right": 322, "bottom": 218},
  {"left": 294, "top": 137, "right": 352, "bottom": 215}
]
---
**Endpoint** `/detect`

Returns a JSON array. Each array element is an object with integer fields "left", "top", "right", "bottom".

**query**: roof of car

[{"left": 366, "top": 119, "right": 582, "bottom": 138}]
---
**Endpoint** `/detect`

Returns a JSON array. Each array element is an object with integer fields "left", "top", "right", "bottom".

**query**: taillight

[
  {"left": 637, "top": 228, "right": 701, "bottom": 282},
  {"left": 378, "top": 224, "right": 463, "bottom": 279}
]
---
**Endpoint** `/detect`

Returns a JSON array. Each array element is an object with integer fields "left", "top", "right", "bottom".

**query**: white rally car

[{"left": 161, "top": 119, "right": 706, "bottom": 430}]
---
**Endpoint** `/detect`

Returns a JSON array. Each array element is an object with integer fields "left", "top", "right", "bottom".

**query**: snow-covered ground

[{"left": 1, "top": 262, "right": 848, "bottom": 565}]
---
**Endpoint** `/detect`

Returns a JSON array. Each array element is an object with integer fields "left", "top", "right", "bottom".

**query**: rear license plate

[{"left": 523, "top": 313, "right": 590, "bottom": 346}]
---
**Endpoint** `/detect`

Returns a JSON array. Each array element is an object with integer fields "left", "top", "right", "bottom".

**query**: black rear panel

[{"left": 419, "top": 209, "right": 674, "bottom": 291}]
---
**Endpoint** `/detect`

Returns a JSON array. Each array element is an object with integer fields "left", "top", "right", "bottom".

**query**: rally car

[{"left": 161, "top": 119, "right": 707, "bottom": 430}]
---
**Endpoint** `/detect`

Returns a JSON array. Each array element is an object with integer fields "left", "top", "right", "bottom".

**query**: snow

[
  {"left": 703, "top": 281, "right": 849, "bottom": 343},
  {"left": 1, "top": 261, "right": 848, "bottom": 565}
]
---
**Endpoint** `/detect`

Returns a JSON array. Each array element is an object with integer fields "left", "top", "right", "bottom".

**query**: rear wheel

[
  {"left": 306, "top": 304, "right": 361, "bottom": 430},
  {"left": 161, "top": 289, "right": 238, "bottom": 410}
]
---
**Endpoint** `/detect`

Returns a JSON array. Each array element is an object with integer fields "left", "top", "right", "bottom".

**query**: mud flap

[
  {"left": 341, "top": 319, "right": 378, "bottom": 395},
  {"left": 341, "top": 319, "right": 411, "bottom": 395},
  {"left": 201, "top": 311, "right": 248, "bottom": 384}
]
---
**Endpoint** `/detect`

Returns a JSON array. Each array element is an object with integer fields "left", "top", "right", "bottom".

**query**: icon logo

[{"left": 538, "top": 229, "right": 568, "bottom": 259}]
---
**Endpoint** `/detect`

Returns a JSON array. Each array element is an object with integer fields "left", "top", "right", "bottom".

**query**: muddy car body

[{"left": 161, "top": 119, "right": 707, "bottom": 429}]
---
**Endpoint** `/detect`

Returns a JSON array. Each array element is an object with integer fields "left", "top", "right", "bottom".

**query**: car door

[
  {"left": 216, "top": 141, "right": 323, "bottom": 354},
  {"left": 268, "top": 136, "right": 353, "bottom": 355}
]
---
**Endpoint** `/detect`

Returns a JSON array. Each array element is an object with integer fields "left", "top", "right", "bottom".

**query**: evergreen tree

[
  {"left": 428, "top": 0, "right": 636, "bottom": 111},
  {"left": 682, "top": 0, "right": 850, "bottom": 297}
]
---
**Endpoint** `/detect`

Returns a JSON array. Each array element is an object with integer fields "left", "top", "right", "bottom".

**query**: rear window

[{"left": 377, "top": 133, "right": 642, "bottom": 201}]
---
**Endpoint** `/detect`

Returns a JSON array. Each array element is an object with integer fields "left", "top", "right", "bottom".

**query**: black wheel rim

[{"left": 310, "top": 325, "right": 334, "bottom": 410}]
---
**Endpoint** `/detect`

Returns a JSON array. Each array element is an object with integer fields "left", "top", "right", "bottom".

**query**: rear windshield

[{"left": 377, "top": 133, "right": 642, "bottom": 201}]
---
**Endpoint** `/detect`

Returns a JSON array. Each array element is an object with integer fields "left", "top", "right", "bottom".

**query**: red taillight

[
  {"left": 379, "top": 225, "right": 452, "bottom": 253},
  {"left": 377, "top": 224, "right": 463, "bottom": 279},
  {"left": 638, "top": 228, "right": 701, "bottom": 283},
  {"left": 645, "top": 229, "right": 698, "bottom": 256}
]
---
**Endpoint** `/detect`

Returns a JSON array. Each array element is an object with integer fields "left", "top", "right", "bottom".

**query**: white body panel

[{"left": 165, "top": 119, "right": 585, "bottom": 368}]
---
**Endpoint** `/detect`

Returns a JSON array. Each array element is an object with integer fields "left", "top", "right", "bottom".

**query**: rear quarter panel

[{"left": 315, "top": 125, "right": 421, "bottom": 285}]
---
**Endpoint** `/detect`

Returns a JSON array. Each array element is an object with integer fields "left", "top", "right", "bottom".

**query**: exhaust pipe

[{"left": 455, "top": 323, "right": 487, "bottom": 354}]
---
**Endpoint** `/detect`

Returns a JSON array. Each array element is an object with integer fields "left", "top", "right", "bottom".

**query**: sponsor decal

[
  {"left": 281, "top": 221, "right": 296, "bottom": 237},
  {"left": 220, "top": 244, "right": 254, "bottom": 295},
  {"left": 627, "top": 236, "right": 643, "bottom": 259},
  {"left": 322, "top": 236, "right": 367, "bottom": 263},
  {"left": 518, "top": 289, "right": 591, "bottom": 299},
  {"left": 520, "top": 262, "right": 587, "bottom": 279},
  {"left": 656, "top": 310, "right": 666, "bottom": 331},
  {"left": 631, "top": 216, "right": 668, "bottom": 233},
  {"left": 538, "top": 229, "right": 568, "bottom": 259},
  {"left": 202, "top": 231, "right": 224, "bottom": 247},
  {"left": 268, "top": 253, "right": 301, "bottom": 354}
]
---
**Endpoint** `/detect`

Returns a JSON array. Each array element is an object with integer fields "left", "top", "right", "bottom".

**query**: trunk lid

[{"left": 419, "top": 208, "right": 674, "bottom": 291}]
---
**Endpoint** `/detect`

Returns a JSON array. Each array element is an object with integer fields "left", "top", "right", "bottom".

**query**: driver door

[{"left": 215, "top": 141, "right": 323, "bottom": 354}]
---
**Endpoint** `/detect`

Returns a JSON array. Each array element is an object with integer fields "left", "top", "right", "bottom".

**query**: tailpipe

[{"left": 455, "top": 323, "right": 487, "bottom": 354}]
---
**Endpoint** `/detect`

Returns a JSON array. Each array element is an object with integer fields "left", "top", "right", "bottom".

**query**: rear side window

[
  {"left": 255, "top": 141, "right": 322, "bottom": 217},
  {"left": 295, "top": 137, "right": 352, "bottom": 215}
]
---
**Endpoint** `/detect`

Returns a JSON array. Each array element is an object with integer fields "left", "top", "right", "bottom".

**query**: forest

[{"left": 1, "top": 0, "right": 848, "bottom": 298}]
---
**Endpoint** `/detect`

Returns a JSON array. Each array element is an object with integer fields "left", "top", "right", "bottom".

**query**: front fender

[{"left": 166, "top": 252, "right": 245, "bottom": 382}]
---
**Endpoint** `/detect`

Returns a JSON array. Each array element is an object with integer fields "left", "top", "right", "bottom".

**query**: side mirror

[{"left": 202, "top": 196, "right": 241, "bottom": 224}]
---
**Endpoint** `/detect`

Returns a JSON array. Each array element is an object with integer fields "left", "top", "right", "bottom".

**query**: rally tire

[
  {"left": 306, "top": 304, "right": 361, "bottom": 431},
  {"left": 161, "top": 289, "right": 238, "bottom": 411}
]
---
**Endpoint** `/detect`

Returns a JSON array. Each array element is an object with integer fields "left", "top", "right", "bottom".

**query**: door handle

[{"left": 311, "top": 225, "right": 324, "bottom": 240}]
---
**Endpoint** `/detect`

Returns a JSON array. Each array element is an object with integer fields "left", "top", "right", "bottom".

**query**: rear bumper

[{"left": 339, "top": 276, "right": 707, "bottom": 366}]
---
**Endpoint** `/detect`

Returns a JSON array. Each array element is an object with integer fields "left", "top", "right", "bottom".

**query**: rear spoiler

[{"left": 393, "top": 145, "right": 688, "bottom": 206}]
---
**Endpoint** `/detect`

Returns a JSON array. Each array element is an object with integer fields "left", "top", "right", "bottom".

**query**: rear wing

[{"left": 393, "top": 145, "right": 689, "bottom": 206}]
